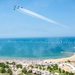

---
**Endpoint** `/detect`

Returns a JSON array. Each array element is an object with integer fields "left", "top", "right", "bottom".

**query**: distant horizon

[{"left": 0, "top": 36, "right": 75, "bottom": 39}]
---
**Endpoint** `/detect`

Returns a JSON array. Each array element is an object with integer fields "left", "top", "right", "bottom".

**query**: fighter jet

[
  {"left": 17, "top": 6, "right": 19, "bottom": 9},
  {"left": 14, "top": 5, "right": 16, "bottom": 10},
  {"left": 14, "top": 6, "right": 23, "bottom": 10}
]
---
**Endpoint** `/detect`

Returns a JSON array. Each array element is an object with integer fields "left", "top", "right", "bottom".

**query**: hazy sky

[{"left": 0, "top": 0, "right": 75, "bottom": 38}]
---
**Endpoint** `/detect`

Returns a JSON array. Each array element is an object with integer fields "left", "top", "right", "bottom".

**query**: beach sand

[
  {"left": 0, "top": 54, "right": 75, "bottom": 73},
  {"left": 43, "top": 54, "right": 75, "bottom": 72},
  {"left": 43, "top": 53, "right": 75, "bottom": 63},
  {"left": 0, "top": 54, "right": 75, "bottom": 64}
]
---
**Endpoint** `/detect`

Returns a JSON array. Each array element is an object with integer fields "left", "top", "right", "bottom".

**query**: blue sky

[{"left": 0, "top": 0, "right": 75, "bottom": 38}]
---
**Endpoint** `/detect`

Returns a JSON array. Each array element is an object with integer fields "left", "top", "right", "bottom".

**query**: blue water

[{"left": 0, "top": 37, "right": 75, "bottom": 59}]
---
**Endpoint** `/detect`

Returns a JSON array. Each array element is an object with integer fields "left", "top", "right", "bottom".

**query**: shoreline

[
  {"left": 43, "top": 53, "right": 75, "bottom": 63},
  {"left": 0, "top": 52, "right": 74, "bottom": 60},
  {"left": 0, "top": 53, "right": 74, "bottom": 63}
]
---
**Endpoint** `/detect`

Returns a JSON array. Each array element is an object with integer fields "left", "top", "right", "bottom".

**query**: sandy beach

[
  {"left": 0, "top": 54, "right": 75, "bottom": 64},
  {"left": 0, "top": 54, "right": 75, "bottom": 74},
  {"left": 43, "top": 53, "right": 75, "bottom": 63}
]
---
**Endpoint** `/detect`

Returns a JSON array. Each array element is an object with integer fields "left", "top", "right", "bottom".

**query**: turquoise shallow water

[{"left": 0, "top": 37, "right": 75, "bottom": 59}]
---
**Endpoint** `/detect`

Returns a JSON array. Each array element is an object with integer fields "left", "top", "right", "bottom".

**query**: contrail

[{"left": 18, "top": 7, "right": 69, "bottom": 29}]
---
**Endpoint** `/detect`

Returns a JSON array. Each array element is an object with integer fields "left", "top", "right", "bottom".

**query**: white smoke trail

[{"left": 18, "top": 8, "right": 69, "bottom": 29}]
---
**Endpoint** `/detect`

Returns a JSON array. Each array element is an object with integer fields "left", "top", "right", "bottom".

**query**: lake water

[{"left": 0, "top": 37, "right": 75, "bottom": 59}]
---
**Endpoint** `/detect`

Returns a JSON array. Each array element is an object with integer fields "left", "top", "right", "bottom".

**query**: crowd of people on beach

[{"left": 0, "top": 58, "right": 75, "bottom": 75}]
